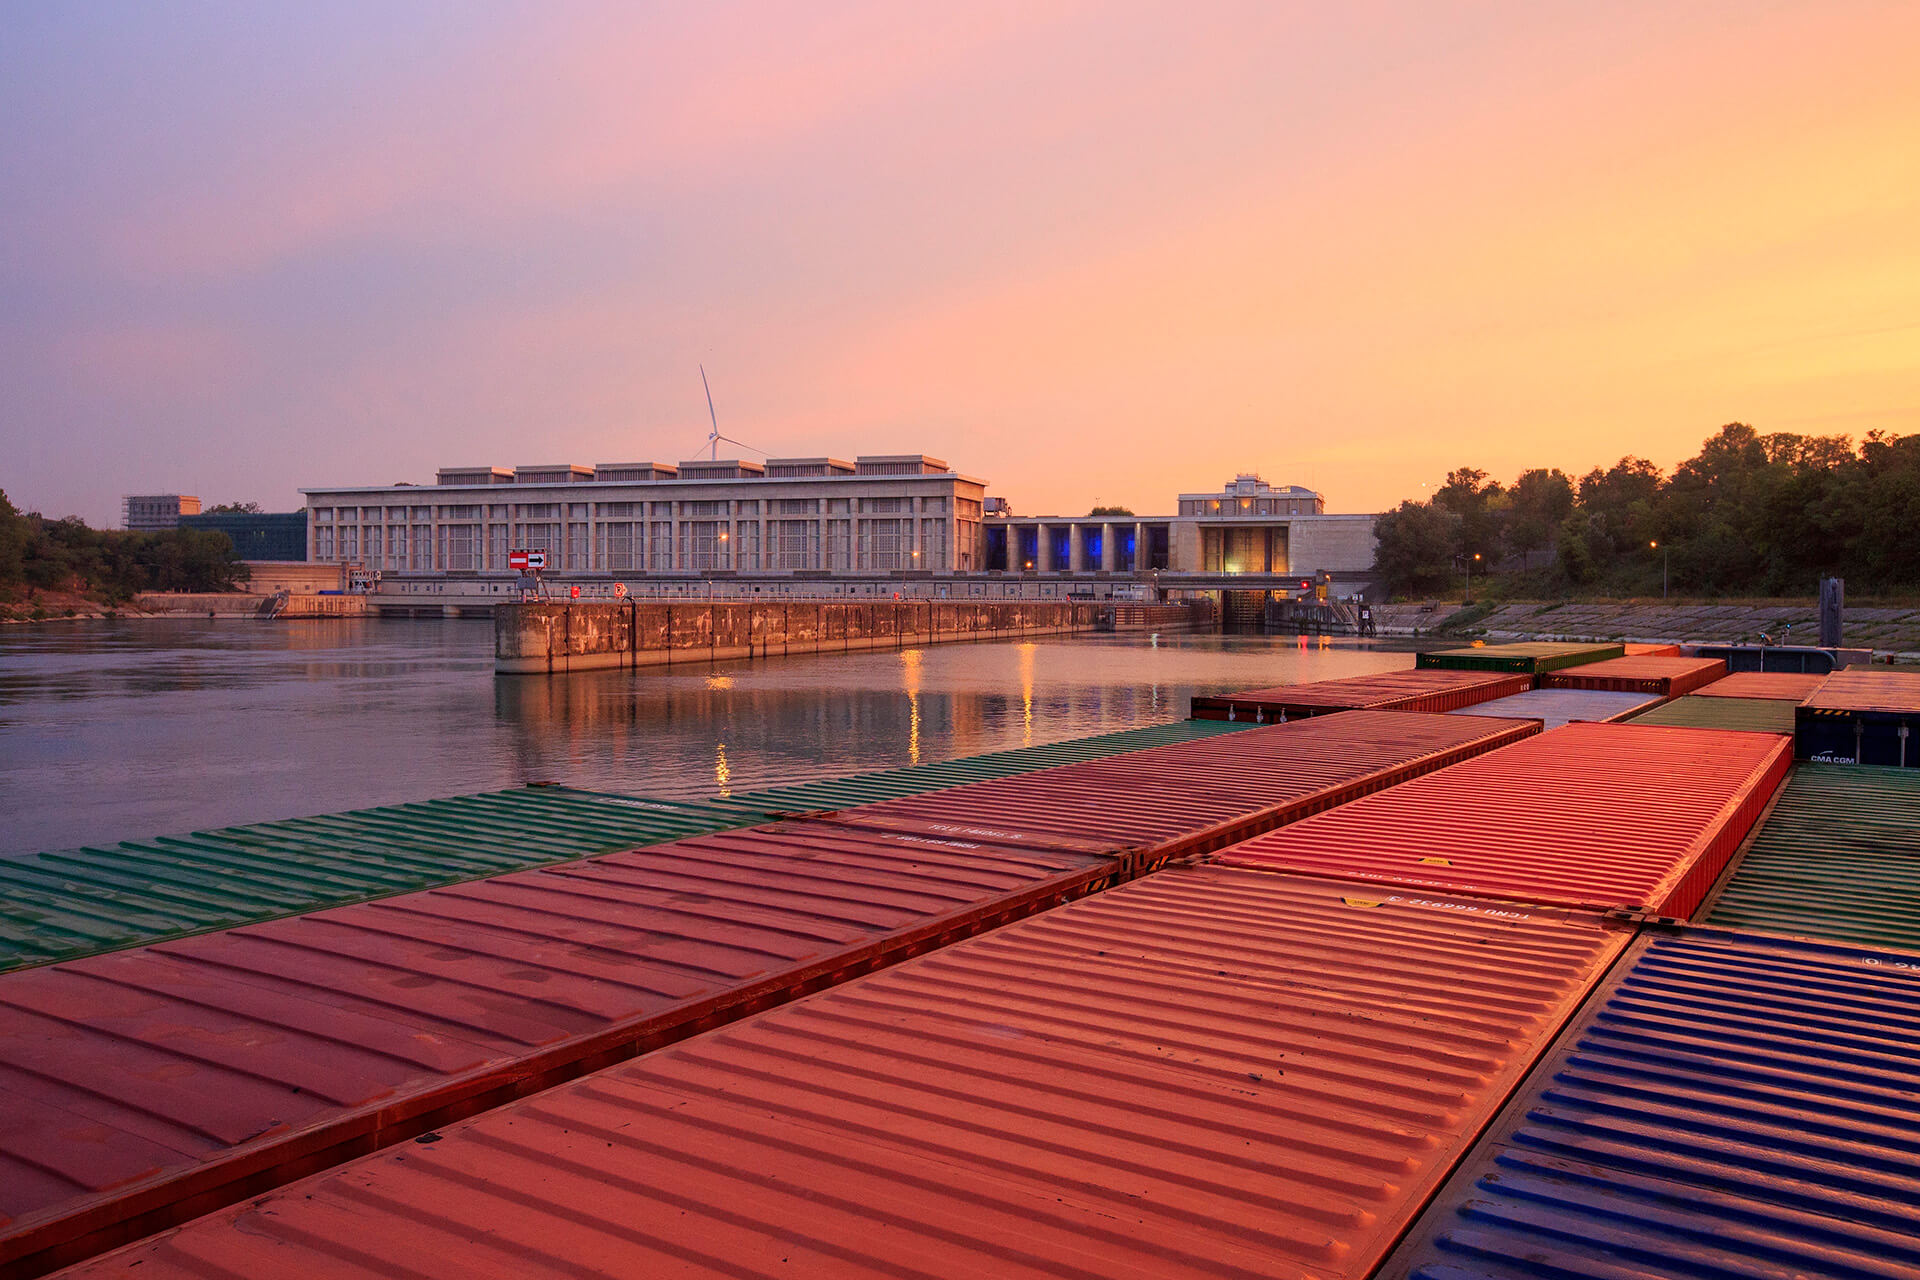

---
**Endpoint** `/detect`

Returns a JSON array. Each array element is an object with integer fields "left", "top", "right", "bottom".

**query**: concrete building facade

[
  {"left": 303, "top": 456, "right": 986, "bottom": 576},
  {"left": 301, "top": 458, "right": 1380, "bottom": 610},
  {"left": 122, "top": 494, "right": 201, "bottom": 531}
]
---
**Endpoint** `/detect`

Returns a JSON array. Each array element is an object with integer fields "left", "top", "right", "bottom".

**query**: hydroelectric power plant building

[{"left": 300, "top": 456, "right": 1379, "bottom": 612}]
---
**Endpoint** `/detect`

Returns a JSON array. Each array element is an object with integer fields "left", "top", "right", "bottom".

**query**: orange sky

[{"left": 3, "top": 2, "right": 1917, "bottom": 523}]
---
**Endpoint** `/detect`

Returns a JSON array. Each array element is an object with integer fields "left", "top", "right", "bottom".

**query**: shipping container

[
  {"left": 0, "top": 720, "right": 1253, "bottom": 974},
  {"left": 1621, "top": 642, "right": 1682, "bottom": 656},
  {"left": 1190, "top": 668, "right": 1531, "bottom": 721},
  {"left": 1700, "top": 764, "right": 1920, "bottom": 950},
  {"left": 59, "top": 866, "right": 1632, "bottom": 1280},
  {"left": 1414, "top": 641, "right": 1624, "bottom": 674},
  {"left": 1693, "top": 669, "right": 1826, "bottom": 701},
  {"left": 853, "top": 710, "right": 1539, "bottom": 875},
  {"left": 0, "top": 711, "right": 1531, "bottom": 1276},
  {"left": 1214, "top": 722, "right": 1791, "bottom": 917},
  {"left": 1797, "top": 669, "right": 1920, "bottom": 767},
  {"left": 1539, "top": 654, "right": 1727, "bottom": 696},
  {"left": 1628, "top": 693, "right": 1796, "bottom": 734},
  {"left": 1447, "top": 687, "right": 1661, "bottom": 729},
  {"left": 1376, "top": 928, "right": 1920, "bottom": 1280},
  {"left": 0, "top": 787, "right": 786, "bottom": 974}
]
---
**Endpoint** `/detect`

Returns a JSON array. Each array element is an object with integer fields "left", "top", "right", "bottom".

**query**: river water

[{"left": 0, "top": 618, "right": 1417, "bottom": 855}]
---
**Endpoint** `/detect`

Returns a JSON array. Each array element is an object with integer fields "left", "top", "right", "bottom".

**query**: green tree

[
  {"left": 1372, "top": 500, "right": 1461, "bottom": 598},
  {"left": 205, "top": 501, "right": 264, "bottom": 514},
  {"left": 1506, "top": 468, "right": 1574, "bottom": 569},
  {"left": 1087, "top": 505, "right": 1134, "bottom": 517}
]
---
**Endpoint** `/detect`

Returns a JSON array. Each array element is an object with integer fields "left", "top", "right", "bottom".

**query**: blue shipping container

[{"left": 1377, "top": 928, "right": 1920, "bottom": 1279}]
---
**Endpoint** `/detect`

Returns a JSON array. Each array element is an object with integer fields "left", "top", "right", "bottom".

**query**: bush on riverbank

[{"left": 0, "top": 490, "right": 250, "bottom": 611}]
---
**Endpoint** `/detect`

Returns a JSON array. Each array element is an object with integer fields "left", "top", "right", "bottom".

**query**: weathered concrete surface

[
  {"left": 1376, "top": 600, "right": 1920, "bottom": 657},
  {"left": 131, "top": 592, "right": 369, "bottom": 619},
  {"left": 496, "top": 600, "right": 1191, "bottom": 674}
]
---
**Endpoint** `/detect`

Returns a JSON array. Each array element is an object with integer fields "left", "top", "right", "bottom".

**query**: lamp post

[
  {"left": 1650, "top": 541, "right": 1666, "bottom": 598},
  {"left": 1464, "top": 552, "right": 1481, "bottom": 604}
]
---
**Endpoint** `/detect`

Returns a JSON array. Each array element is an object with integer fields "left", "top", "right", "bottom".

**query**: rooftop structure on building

[{"left": 122, "top": 494, "right": 201, "bottom": 531}]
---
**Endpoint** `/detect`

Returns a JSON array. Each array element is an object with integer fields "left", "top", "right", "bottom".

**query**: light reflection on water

[{"left": 0, "top": 617, "right": 1419, "bottom": 855}]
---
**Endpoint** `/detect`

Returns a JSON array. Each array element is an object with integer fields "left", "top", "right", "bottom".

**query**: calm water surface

[{"left": 0, "top": 618, "right": 1418, "bottom": 854}]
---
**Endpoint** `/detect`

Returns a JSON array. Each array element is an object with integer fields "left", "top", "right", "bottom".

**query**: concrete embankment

[
  {"left": 496, "top": 599, "right": 1198, "bottom": 674},
  {"left": 132, "top": 592, "right": 370, "bottom": 619},
  {"left": 1374, "top": 599, "right": 1920, "bottom": 657}
]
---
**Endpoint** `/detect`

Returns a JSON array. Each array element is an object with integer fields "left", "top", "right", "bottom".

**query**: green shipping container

[
  {"left": 1628, "top": 695, "right": 1797, "bottom": 734},
  {"left": 0, "top": 718, "right": 1253, "bottom": 973},
  {"left": 1415, "top": 641, "right": 1625, "bottom": 674},
  {"left": 1699, "top": 765, "right": 1920, "bottom": 951}
]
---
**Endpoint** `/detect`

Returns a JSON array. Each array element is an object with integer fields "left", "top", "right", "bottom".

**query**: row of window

[
  {"left": 312, "top": 496, "right": 952, "bottom": 523},
  {"left": 1177, "top": 497, "right": 1320, "bottom": 516},
  {"left": 316, "top": 516, "right": 966, "bottom": 572}
]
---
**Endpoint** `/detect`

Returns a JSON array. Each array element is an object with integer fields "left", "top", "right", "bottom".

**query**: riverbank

[{"left": 1374, "top": 598, "right": 1920, "bottom": 658}]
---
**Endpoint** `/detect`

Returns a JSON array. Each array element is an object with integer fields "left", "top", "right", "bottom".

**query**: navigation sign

[
  {"left": 508, "top": 550, "right": 529, "bottom": 571},
  {"left": 613, "top": 582, "right": 628, "bottom": 599},
  {"left": 526, "top": 550, "right": 547, "bottom": 570}
]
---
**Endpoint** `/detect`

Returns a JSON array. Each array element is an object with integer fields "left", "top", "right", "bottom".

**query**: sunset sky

[{"left": 4, "top": 2, "right": 1918, "bottom": 525}]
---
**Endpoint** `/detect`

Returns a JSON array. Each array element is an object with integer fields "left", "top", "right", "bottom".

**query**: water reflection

[{"left": 0, "top": 618, "right": 1420, "bottom": 855}]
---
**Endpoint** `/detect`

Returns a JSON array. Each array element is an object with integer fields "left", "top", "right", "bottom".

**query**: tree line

[
  {"left": 1373, "top": 423, "right": 1920, "bottom": 599},
  {"left": 0, "top": 490, "right": 251, "bottom": 605}
]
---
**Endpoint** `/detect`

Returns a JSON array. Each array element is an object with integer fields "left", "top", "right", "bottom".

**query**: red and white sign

[
  {"left": 509, "top": 550, "right": 547, "bottom": 571},
  {"left": 508, "top": 550, "right": 529, "bottom": 570},
  {"left": 613, "top": 582, "right": 628, "bottom": 598}
]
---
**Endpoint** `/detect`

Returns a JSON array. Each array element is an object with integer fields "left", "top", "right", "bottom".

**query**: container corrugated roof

[
  {"left": 1377, "top": 928, "right": 1920, "bottom": 1280},
  {"left": 850, "top": 710, "right": 1540, "bottom": 874},
  {"left": 1447, "top": 687, "right": 1661, "bottom": 729},
  {"left": 0, "top": 815, "right": 1126, "bottom": 1277},
  {"left": 60, "top": 867, "right": 1631, "bottom": 1280},
  {"left": 0, "top": 713, "right": 1530, "bottom": 1275},
  {"left": 1628, "top": 693, "right": 1796, "bottom": 734},
  {"left": 1700, "top": 765, "right": 1920, "bottom": 950},
  {"left": 1801, "top": 668, "right": 1920, "bottom": 714},
  {"left": 1213, "top": 722, "right": 1791, "bottom": 916},
  {"left": 1415, "top": 641, "right": 1624, "bottom": 674},
  {"left": 1622, "top": 642, "right": 1682, "bottom": 656},
  {"left": 0, "top": 720, "right": 1253, "bottom": 974},
  {"left": 1540, "top": 655, "right": 1727, "bottom": 696},
  {"left": 1190, "top": 669, "right": 1531, "bottom": 720},
  {"left": 0, "top": 788, "right": 782, "bottom": 975},
  {"left": 1693, "top": 670, "right": 1826, "bottom": 700}
]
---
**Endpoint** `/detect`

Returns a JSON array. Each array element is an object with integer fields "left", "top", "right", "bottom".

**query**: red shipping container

[
  {"left": 1191, "top": 669, "right": 1532, "bottom": 721},
  {"left": 1621, "top": 642, "right": 1682, "bottom": 656},
  {"left": 0, "top": 711, "right": 1532, "bottom": 1277},
  {"left": 1693, "top": 670, "right": 1826, "bottom": 701},
  {"left": 1215, "top": 721, "right": 1790, "bottom": 918},
  {"left": 1539, "top": 655, "right": 1727, "bottom": 697},
  {"left": 59, "top": 866, "right": 1631, "bottom": 1280},
  {"left": 854, "top": 709, "right": 1539, "bottom": 874}
]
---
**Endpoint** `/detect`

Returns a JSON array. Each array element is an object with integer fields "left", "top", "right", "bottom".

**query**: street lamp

[
  {"left": 1465, "top": 552, "right": 1481, "bottom": 604},
  {"left": 1651, "top": 541, "right": 1667, "bottom": 599}
]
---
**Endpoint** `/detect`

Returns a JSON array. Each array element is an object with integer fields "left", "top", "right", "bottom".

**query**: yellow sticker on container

[
  {"left": 1418, "top": 857, "right": 1453, "bottom": 866},
  {"left": 1341, "top": 897, "right": 1383, "bottom": 909}
]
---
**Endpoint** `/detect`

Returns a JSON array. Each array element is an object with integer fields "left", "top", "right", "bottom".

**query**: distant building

[
  {"left": 980, "top": 473, "right": 1375, "bottom": 580},
  {"left": 122, "top": 494, "right": 201, "bottom": 531},
  {"left": 179, "top": 511, "right": 309, "bottom": 561},
  {"left": 300, "top": 457, "right": 1381, "bottom": 599},
  {"left": 304, "top": 456, "right": 986, "bottom": 573}
]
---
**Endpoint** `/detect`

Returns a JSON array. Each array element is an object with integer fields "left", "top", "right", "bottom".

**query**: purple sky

[{"left": 5, "top": 2, "right": 1918, "bottom": 526}]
